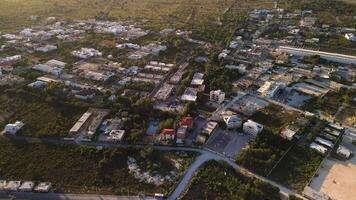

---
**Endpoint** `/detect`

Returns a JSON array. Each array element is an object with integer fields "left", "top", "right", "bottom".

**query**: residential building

[
  {"left": 336, "top": 146, "right": 351, "bottom": 159},
  {"left": 107, "top": 130, "right": 125, "bottom": 142},
  {"left": 196, "top": 134, "right": 207, "bottom": 144},
  {"left": 223, "top": 115, "right": 242, "bottom": 129},
  {"left": 4, "top": 181, "right": 21, "bottom": 191},
  {"left": 243, "top": 120, "right": 263, "bottom": 135},
  {"left": 201, "top": 121, "right": 218, "bottom": 135},
  {"left": 34, "top": 182, "right": 51, "bottom": 193},
  {"left": 309, "top": 142, "right": 328, "bottom": 155},
  {"left": 345, "top": 33, "right": 356, "bottom": 42},
  {"left": 4, "top": 121, "right": 24, "bottom": 135},
  {"left": 181, "top": 87, "right": 198, "bottom": 102},
  {"left": 19, "top": 181, "right": 35, "bottom": 192},
  {"left": 280, "top": 128, "right": 297, "bottom": 140},
  {"left": 46, "top": 59, "right": 66, "bottom": 68},
  {"left": 180, "top": 117, "right": 194, "bottom": 129},
  {"left": 210, "top": 90, "right": 225, "bottom": 104},
  {"left": 190, "top": 73, "right": 204, "bottom": 86},
  {"left": 160, "top": 129, "right": 175, "bottom": 140},
  {"left": 32, "top": 64, "right": 63, "bottom": 77},
  {"left": 176, "top": 126, "right": 187, "bottom": 144},
  {"left": 0, "top": 180, "right": 7, "bottom": 190}
]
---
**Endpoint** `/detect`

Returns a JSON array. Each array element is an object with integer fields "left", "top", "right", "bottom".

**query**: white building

[
  {"left": 72, "top": 48, "right": 102, "bottom": 59},
  {"left": 281, "top": 128, "right": 297, "bottom": 140},
  {"left": 34, "top": 182, "right": 51, "bottom": 193},
  {"left": 210, "top": 90, "right": 225, "bottom": 104},
  {"left": 46, "top": 59, "right": 66, "bottom": 68},
  {"left": 310, "top": 142, "right": 328, "bottom": 155},
  {"left": 35, "top": 45, "right": 58, "bottom": 53},
  {"left": 345, "top": 33, "right": 356, "bottom": 42},
  {"left": 181, "top": 87, "right": 198, "bottom": 102},
  {"left": 223, "top": 115, "right": 242, "bottom": 129},
  {"left": 107, "top": 130, "right": 125, "bottom": 142},
  {"left": 243, "top": 120, "right": 263, "bottom": 135},
  {"left": 4, "top": 121, "right": 24, "bottom": 135},
  {"left": 336, "top": 146, "right": 351, "bottom": 159},
  {"left": 19, "top": 181, "right": 35, "bottom": 192},
  {"left": 4, "top": 181, "right": 21, "bottom": 191},
  {"left": 33, "top": 64, "right": 63, "bottom": 77}
]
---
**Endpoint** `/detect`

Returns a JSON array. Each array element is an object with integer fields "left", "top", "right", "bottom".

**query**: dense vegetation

[
  {"left": 303, "top": 88, "right": 356, "bottom": 126},
  {"left": 250, "top": 104, "right": 302, "bottom": 133},
  {"left": 0, "top": 84, "right": 88, "bottom": 137},
  {"left": 0, "top": 139, "right": 193, "bottom": 195},
  {"left": 236, "top": 130, "right": 292, "bottom": 176},
  {"left": 269, "top": 145, "right": 323, "bottom": 191},
  {"left": 182, "top": 161, "right": 281, "bottom": 200}
]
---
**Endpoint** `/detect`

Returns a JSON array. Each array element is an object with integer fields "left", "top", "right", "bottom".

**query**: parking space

[{"left": 205, "top": 128, "right": 254, "bottom": 159}]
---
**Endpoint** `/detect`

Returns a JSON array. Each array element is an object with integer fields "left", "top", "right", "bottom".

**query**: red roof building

[
  {"left": 160, "top": 128, "right": 175, "bottom": 140},
  {"left": 180, "top": 117, "right": 194, "bottom": 129}
]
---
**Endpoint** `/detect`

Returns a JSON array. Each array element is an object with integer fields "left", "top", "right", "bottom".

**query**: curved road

[{"left": 168, "top": 148, "right": 305, "bottom": 200}]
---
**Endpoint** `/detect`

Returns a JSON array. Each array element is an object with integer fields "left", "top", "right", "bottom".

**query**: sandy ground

[{"left": 310, "top": 129, "right": 356, "bottom": 200}]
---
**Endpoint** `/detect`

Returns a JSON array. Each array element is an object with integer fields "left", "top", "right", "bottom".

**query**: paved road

[
  {"left": 168, "top": 148, "right": 305, "bottom": 200},
  {"left": 168, "top": 151, "right": 222, "bottom": 200},
  {"left": 0, "top": 191, "right": 155, "bottom": 200}
]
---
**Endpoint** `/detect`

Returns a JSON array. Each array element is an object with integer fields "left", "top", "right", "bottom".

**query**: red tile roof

[
  {"left": 180, "top": 117, "right": 193, "bottom": 127},
  {"left": 161, "top": 128, "right": 175, "bottom": 135}
]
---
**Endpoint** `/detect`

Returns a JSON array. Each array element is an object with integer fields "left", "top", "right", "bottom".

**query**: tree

[
  {"left": 140, "top": 146, "right": 153, "bottom": 159},
  {"left": 157, "top": 118, "right": 175, "bottom": 134}
]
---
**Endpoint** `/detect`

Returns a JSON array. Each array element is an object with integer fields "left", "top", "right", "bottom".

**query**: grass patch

[
  {"left": 250, "top": 104, "right": 302, "bottom": 133},
  {"left": 269, "top": 145, "right": 323, "bottom": 191},
  {"left": 182, "top": 160, "right": 281, "bottom": 200},
  {"left": 236, "top": 130, "right": 292, "bottom": 176}
]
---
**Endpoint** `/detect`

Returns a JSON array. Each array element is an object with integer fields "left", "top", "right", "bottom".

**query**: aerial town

[{"left": 0, "top": 0, "right": 355, "bottom": 200}]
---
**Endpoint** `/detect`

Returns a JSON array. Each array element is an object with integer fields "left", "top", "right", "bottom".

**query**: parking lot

[{"left": 205, "top": 128, "right": 254, "bottom": 159}]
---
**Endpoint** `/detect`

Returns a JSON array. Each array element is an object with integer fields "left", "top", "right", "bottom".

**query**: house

[
  {"left": 19, "top": 181, "right": 35, "bottom": 192},
  {"left": 345, "top": 33, "right": 356, "bottom": 42},
  {"left": 0, "top": 180, "right": 7, "bottom": 190},
  {"left": 210, "top": 90, "right": 225, "bottom": 104},
  {"left": 190, "top": 73, "right": 204, "bottom": 86},
  {"left": 315, "top": 137, "right": 333, "bottom": 148},
  {"left": 4, "top": 181, "right": 21, "bottom": 191},
  {"left": 32, "top": 64, "right": 63, "bottom": 77},
  {"left": 300, "top": 17, "right": 316, "bottom": 27},
  {"left": 223, "top": 115, "right": 242, "bottom": 129},
  {"left": 196, "top": 134, "right": 207, "bottom": 144},
  {"left": 34, "top": 182, "right": 51, "bottom": 193},
  {"left": 176, "top": 126, "right": 187, "bottom": 144},
  {"left": 243, "top": 120, "right": 263, "bottom": 135},
  {"left": 46, "top": 59, "right": 66, "bottom": 68},
  {"left": 281, "top": 128, "right": 297, "bottom": 140},
  {"left": 4, "top": 121, "right": 24, "bottom": 135},
  {"left": 309, "top": 142, "right": 328, "bottom": 155},
  {"left": 160, "top": 129, "right": 175, "bottom": 140},
  {"left": 107, "top": 130, "right": 125, "bottom": 142},
  {"left": 36, "top": 45, "right": 57, "bottom": 53},
  {"left": 180, "top": 117, "right": 193, "bottom": 129},
  {"left": 336, "top": 146, "right": 351, "bottom": 159},
  {"left": 202, "top": 121, "right": 218, "bottom": 135},
  {"left": 28, "top": 80, "right": 46, "bottom": 88},
  {"left": 181, "top": 87, "right": 198, "bottom": 102}
]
